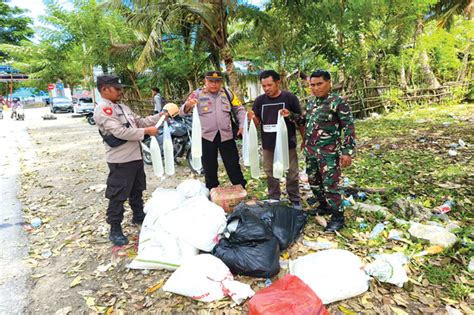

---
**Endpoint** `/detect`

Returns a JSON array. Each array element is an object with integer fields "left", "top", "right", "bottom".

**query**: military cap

[
  {"left": 205, "top": 71, "right": 223, "bottom": 81},
  {"left": 96, "top": 75, "right": 124, "bottom": 88}
]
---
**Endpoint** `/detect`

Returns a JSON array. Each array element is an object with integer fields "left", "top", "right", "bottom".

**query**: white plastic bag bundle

[
  {"left": 242, "top": 114, "right": 250, "bottom": 166},
  {"left": 163, "top": 254, "right": 255, "bottom": 304},
  {"left": 163, "top": 121, "right": 175, "bottom": 175},
  {"left": 191, "top": 106, "right": 202, "bottom": 171},
  {"left": 290, "top": 249, "right": 369, "bottom": 304},
  {"left": 159, "top": 195, "right": 226, "bottom": 252},
  {"left": 176, "top": 179, "right": 209, "bottom": 198},
  {"left": 364, "top": 253, "right": 409, "bottom": 287},
  {"left": 273, "top": 113, "right": 289, "bottom": 179},
  {"left": 249, "top": 119, "right": 260, "bottom": 179},
  {"left": 144, "top": 188, "right": 183, "bottom": 215},
  {"left": 129, "top": 224, "right": 198, "bottom": 270},
  {"left": 150, "top": 136, "right": 164, "bottom": 178}
]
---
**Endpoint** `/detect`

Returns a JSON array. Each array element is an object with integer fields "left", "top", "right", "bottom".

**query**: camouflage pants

[{"left": 306, "top": 153, "right": 343, "bottom": 215}]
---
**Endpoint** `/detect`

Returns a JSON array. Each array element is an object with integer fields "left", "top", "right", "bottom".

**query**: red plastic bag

[{"left": 248, "top": 275, "right": 329, "bottom": 315}]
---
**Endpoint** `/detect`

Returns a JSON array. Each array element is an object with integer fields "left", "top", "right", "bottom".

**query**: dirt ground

[{"left": 18, "top": 107, "right": 473, "bottom": 314}]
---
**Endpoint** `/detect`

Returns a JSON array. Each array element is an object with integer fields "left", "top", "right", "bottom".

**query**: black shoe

[
  {"left": 109, "top": 224, "right": 129, "bottom": 246},
  {"left": 325, "top": 216, "right": 345, "bottom": 233},
  {"left": 307, "top": 206, "right": 333, "bottom": 216},
  {"left": 132, "top": 217, "right": 144, "bottom": 226}
]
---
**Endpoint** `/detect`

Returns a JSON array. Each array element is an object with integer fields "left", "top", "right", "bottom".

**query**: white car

[
  {"left": 50, "top": 97, "right": 73, "bottom": 113},
  {"left": 74, "top": 97, "right": 94, "bottom": 114}
]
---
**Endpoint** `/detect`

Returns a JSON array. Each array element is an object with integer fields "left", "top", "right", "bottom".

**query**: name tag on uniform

[{"left": 263, "top": 124, "right": 277, "bottom": 133}]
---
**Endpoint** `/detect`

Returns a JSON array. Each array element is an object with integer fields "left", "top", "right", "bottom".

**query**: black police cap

[
  {"left": 205, "top": 71, "right": 223, "bottom": 81},
  {"left": 96, "top": 75, "right": 124, "bottom": 88}
]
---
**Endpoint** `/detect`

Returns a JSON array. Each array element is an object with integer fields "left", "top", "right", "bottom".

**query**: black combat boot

[
  {"left": 109, "top": 224, "right": 129, "bottom": 246},
  {"left": 325, "top": 215, "right": 345, "bottom": 233},
  {"left": 307, "top": 205, "right": 333, "bottom": 216}
]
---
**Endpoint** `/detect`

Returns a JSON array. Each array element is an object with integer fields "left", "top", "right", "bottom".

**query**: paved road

[{"left": 0, "top": 107, "right": 73, "bottom": 314}]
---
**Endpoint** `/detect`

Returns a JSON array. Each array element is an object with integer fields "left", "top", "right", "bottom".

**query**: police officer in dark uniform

[
  {"left": 179, "top": 71, "right": 247, "bottom": 190},
  {"left": 94, "top": 75, "right": 166, "bottom": 246}
]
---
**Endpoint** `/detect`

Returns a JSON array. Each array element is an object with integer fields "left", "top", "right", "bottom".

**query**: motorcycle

[
  {"left": 82, "top": 108, "right": 95, "bottom": 125},
  {"left": 141, "top": 115, "right": 202, "bottom": 174}
]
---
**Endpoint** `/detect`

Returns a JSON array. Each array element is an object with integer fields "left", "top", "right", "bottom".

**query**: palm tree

[{"left": 105, "top": 0, "right": 247, "bottom": 100}]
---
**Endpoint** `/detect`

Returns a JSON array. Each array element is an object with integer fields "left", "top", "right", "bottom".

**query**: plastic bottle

[
  {"left": 31, "top": 217, "right": 42, "bottom": 229},
  {"left": 369, "top": 223, "right": 385, "bottom": 239},
  {"left": 302, "top": 240, "right": 335, "bottom": 250}
]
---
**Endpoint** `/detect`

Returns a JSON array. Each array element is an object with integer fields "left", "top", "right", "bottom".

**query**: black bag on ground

[
  {"left": 212, "top": 237, "right": 281, "bottom": 278},
  {"left": 233, "top": 202, "right": 307, "bottom": 250},
  {"left": 225, "top": 208, "right": 273, "bottom": 244}
]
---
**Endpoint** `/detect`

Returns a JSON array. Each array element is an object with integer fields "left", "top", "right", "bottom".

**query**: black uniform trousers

[
  {"left": 105, "top": 160, "right": 146, "bottom": 225},
  {"left": 202, "top": 132, "right": 247, "bottom": 190}
]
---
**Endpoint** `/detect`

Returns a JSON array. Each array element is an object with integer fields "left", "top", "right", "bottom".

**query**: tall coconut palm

[{"left": 105, "top": 0, "right": 247, "bottom": 100}]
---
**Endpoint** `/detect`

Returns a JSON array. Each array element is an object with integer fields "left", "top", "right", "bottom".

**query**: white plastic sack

[
  {"left": 129, "top": 226, "right": 198, "bottom": 270},
  {"left": 408, "top": 222, "right": 457, "bottom": 248},
  {"left": 289, "top": 249, "right": 369, "bottom": 304},
  {"left": 144, "top": 188, "right": 183, "bottom": 215},
  {"left": 191, "top": 106, "right": 202, "bottom": 171},
  {"left": 150, "top": 136, "right": 164, "bottom": 178},
  {"left": 242, "top": 114, "right": 250, "bottom": 166},
  {"left": 364, "top": 253, "right": 409, "bottom": 287},
  {"left": 159, "top": 195, "right": 227, "bottom": 252},
  {"left": 176, "top": 179, "right": 209, "bottom": 199},
  {"left": 249, "top": 119, "right": 260, "bottom": 179},
  {"left": 163, "top": 254, "right": 255, "bottom": 304},
  {"left": 163, "top": 121, "right": 175, "bottom": 175},
  {"left": 273, "top": 113, "right": 289, "bottom": 179}
]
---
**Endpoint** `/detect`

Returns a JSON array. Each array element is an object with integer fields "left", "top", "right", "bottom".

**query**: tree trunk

[
  {"left": 457, "top": 44, "right": 471, "bottom": 82},
  {"left": 400, "top": 61, "right": 408, "bottom": 89},
  {"left": 187, "top": 79, "right": 194, "bottom": 95},
  {"left": 414, "top": 19, "right": 440, "bottom": 88},
  {"left": 221, "top": 44, "right": 244, "bottom": 102},
  {"left": 419, "top": 50, "right": 441, "bottom": 88}
]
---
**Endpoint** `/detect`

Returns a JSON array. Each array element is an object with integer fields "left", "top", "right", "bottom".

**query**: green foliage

[{"left": 0, "top": 1, "right": 33, "bottom": 61}]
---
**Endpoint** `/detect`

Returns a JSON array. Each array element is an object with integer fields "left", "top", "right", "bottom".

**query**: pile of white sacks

[{"left": 129, "top": 179, "right": 254, "bottom": 304}]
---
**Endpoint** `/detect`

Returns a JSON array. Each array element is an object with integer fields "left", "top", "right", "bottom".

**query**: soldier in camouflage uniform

[{"left": 290, "top": 70, "right": 355, "bottom": 232}]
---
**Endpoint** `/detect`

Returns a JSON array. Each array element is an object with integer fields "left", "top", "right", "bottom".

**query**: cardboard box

[{"left": 210, "top": 185, "right": 247, "bottom": 213}]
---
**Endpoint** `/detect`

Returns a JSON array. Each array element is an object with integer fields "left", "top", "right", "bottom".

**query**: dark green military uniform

[{"left": 295, "top": 93, "right": 355, "bottom": 215}]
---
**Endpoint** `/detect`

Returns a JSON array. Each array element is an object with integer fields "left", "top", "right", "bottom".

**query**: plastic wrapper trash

[
  {"left": 364, "top": 253, "right": 409, "bottom": 287},
  {"left": 249, "top": 119, "right": 260, "bottom": 179},
  {"left": 248, "top": 275, "right": 329, "bottom": 315},
  {"left": 163, "top": 121, "right": 175, "bottom": 175},
  {"left": 150, "top": 135, "right": 164, "bottom": 177},
  {"left": 163, "top": 254, "right": 254, "bottom": 304},
  {"left": 191, "top": 103, "right": 202, "bottom": 171},
  {"left": 212, "top": 237, "right": 280, "bottom": 278},
  {"left": 408, "top": 222, "right": 457, "bottom": 248},
  {"left": 289, "top": 249, "right": 369, "bottom": 304},
  {"left": 210, "top": 185, "right": 248, "bottom": 213}
]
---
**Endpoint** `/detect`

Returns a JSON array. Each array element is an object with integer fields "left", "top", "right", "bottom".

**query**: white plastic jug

[
  {"left": 163, "top": 121, "right": 175, "bottom": 175},
  {"left": 242, "top": 114, "right": 250, "bottom": 166},
  {"left": 249, "top": 119, "right": 260, "bottom": 179},
  {"left": 273, "top": 113, "right": 289, "bottom": 178},
  {"left": 150, "top": 136, "right": 164, "bottom": 178},
  {"left": 191, "top": 106, "right": 202, "bottom": 171}
]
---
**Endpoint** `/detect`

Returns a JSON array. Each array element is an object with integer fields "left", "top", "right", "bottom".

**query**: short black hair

[
  {"left": 310, "top": 70, "right": 331, "bottom": 81},
  {"left": 260, "top": 70, "right": 280, "bottom": 82},
  {"left": 152, "top": 87, "right": 160, "bottom": 93}
]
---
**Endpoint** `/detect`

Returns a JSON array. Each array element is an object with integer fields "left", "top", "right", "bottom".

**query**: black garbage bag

[
  {"left": 269, "top": 205, "right": 307, "bottom": 250},
  {"left": 225, "top": 208, "right": 273, "bottom": 244},
  {"left": 233, "top": 202, "right": 307, "bottom": 250},
  {"left": 212, "top": 237, "right": 280, "bottom": 278}
]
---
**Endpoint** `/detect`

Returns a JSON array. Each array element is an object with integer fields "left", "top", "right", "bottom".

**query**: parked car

[
  {"left": 50, "top": 97, "right": 73, "bottom": 113},
  {"left": 74, "top": 97, "right": 94, "bottom": 114}
]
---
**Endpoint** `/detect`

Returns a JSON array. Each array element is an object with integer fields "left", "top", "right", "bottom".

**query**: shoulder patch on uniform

[{"left": 103, "top": 107, "right": 113, "bottom": 116}]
